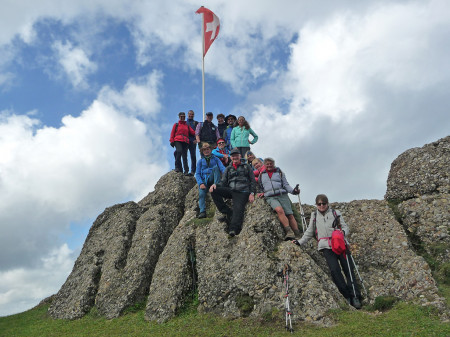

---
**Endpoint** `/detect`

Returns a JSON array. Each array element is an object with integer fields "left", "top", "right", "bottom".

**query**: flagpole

[{"left": 201, "top": 8, "right": 206, "bottom": 122}]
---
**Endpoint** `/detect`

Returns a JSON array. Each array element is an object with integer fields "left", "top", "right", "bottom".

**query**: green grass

[{"left": 1, "top": 300, "right": 449, "bottom": 337}]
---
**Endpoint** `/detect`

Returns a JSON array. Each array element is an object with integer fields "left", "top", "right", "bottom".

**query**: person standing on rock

[
  {"left": 293, "top": 194, "right": 362, "bottom": 309},
  {"left": 209, "top": 148, "right": 256, "bottom": 237},
  {"left": 230, "top": 116, "right": 258, "bottom": 158},
  {"left": 186, "top": 109, "right": 199, "bottom": 175},
  {"left": 195, "top": 143, "right": 226, "bottom": 219},
  {"left": 195, "top": 111, "right": 221, "bottom": 157},
  {"left": 257, "top": 157, "right": 301, "bottom": 240},
  {"left": 170, "top": 111, "right": 195, "bottom": 175}
]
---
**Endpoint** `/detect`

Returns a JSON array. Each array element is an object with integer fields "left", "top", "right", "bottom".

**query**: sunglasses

[
  {"left": 317, "top": 203, "right": 327, "bottom": 206},
  {"left": 218, "top": 142, "right": 225, "bottom": 144}
]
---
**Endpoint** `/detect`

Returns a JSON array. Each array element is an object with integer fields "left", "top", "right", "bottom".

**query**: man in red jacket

[{"left": 170, "top": 112, "right": 195, "bottom": 175}]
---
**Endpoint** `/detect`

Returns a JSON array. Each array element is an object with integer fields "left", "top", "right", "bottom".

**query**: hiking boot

[
  {"left": 293, "top": 229, "right": 302, "bottom": 239},
  {"left": 184, "top": 172, "right": 189, "bottom": 176},
  {"left": 228, "top": 230, "right": 236, "bottom": 237},
  {"left": 197, "top": 212, "right": 206, "bottom": 219},
  {"left": 283, "top": 227, "right": 295, "bottom": 241},
  {"left": 351, "top": 297, "right": 362, "bottom": 309}
]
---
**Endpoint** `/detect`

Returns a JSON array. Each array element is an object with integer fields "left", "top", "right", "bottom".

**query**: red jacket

[{"left": 170, "top": 120, "right": 195, "bottom": 144}]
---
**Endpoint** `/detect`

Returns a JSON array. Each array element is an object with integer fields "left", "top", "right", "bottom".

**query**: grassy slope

[{"left": 1, "top": 299, "right": 449, "bottom": 337}]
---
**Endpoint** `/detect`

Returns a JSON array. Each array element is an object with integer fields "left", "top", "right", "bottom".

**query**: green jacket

[{"left": 230, "top": 126, "right": 258, "bottom": 148}]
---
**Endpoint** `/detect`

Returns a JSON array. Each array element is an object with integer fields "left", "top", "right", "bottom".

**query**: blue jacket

[
  {"left": 224, "top": 125, "right": 234, "bottom": 150},
  {"left": 195, "top": 156, "right": 226, "bottom": 185}
]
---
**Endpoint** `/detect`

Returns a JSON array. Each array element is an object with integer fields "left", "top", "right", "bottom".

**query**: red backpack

[{"left": 313, "top": 209, "right": 347, "bottom": 256}]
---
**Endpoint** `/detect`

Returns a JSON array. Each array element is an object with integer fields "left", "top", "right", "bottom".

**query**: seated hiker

[
  {"left": 209, "top": 148, "right": 256, "bottom": 237},
  {"left": 293, "top": 194, "right": 362, "bottom": 309},
  {"left": 257, "top": 157, "right": 300, "bottom": 240},
  {"left": 170, "top": 111, "right": 195, "bottom": 175},
  {"left": 195, "top": 143, "right": 226, "bottom": 219},
  {"left": 251, "top": 158, "right": 265, "bottom": 182},
  {"left": 212, "top": 138, "right": 230, "bottom": 166},
  {"left": 223, "top": 114, "right": 237, "bottom": 150},
  {"left": 230, "top": 116, "right": 258, "bottom": 158}
]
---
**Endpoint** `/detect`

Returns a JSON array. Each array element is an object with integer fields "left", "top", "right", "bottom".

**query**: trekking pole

[
  {"left": 345, "top": 240, "right": 368, "bottom": 297},
  {"left": 344, "top": 252, "right": 357, "bottom": 302},
  {"left": 294, "top": 184, "right": 307, "bottom": 232},
  {"left": 277, "top": 264, "right": 294, "bottom": 333}
]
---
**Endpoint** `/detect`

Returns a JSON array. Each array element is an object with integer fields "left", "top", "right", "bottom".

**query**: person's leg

[
  {"left": 198, "top": 187, "right": 207, "bottom": 214},
  {"left": 338, "top": 253, "right": 361, "bottom": 299},
  {"left": 229, "top": 191, "right": 249, "bottom": 234},
  {"left": 174, "top": 142, "right": 183, "bottom": 172},
  {"left": 211, "top": 187, "right": 233, "bottom": 214},
  {"left": 181, "top": 142, "right": 189, "bottom": 173},
  {"left": 211, "top": 166, "right": 222, "bottom": 185},
  {"left": 322, "top": 249, "right": 352, "bottom": 299},
  {"left": 188, "top": 141, "right": 197, "bottom": 174},
  {"left": 238, "top": 147, "right": 250, "bottom": 159}
]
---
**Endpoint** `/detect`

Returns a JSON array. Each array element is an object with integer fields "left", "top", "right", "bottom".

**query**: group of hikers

[{"left": 169, "top": 110, "right": 362, "bottom": 309}]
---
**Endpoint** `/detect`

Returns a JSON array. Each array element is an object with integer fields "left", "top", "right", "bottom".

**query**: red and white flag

[{"left": 196, "top": 7, "right": 220, "bottom": 57}]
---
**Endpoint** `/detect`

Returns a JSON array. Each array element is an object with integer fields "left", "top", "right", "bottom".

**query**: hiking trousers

[
  {"left": 174, "top": 141, "right": 189, "bottom": 173},
  {"left": 188, "top": 141, "right": 197, "bottom": 174},
  {"left": 322, "top": 248, "right": 361, "bottom": 300},
  {"left": 211, "top": 187, "right": 249, "bottom": 234}
]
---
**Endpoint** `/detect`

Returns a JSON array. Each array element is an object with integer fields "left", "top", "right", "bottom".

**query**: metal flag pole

[{"left": 201, "top": 7, "right": 206, "bottom": 122}]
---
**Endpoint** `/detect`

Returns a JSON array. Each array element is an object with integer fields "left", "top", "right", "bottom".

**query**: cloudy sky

[{"left": 1, "top": 0, "right": 449, "bottom": 316}]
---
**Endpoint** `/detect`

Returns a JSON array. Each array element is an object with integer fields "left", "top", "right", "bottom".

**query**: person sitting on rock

[
  {"left": 170, "top": 111, "right": 195, "bottom": 175},
  {"left": 251, "top": 158, "right": 265, "bottom": 183},
  {"left": 257, "top": 157, "right": 301, "bottom": 240},
  {"left": 209, "top": 148, "right": 256, "bottom": 237},
  {"left": 195, "top": 143, "right": 226, "bottom": 218},
  {"left": 212, "top": 138, "right": 230, "bottom": 166},
  {"left": 293, "top": 194, "right": 362, "bottom": 309}
]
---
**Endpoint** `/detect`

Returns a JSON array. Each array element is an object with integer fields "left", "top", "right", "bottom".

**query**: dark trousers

[
  {"left": 188, "top": 141, "right": 197, "bottom": 174},
  {"left": 211, "top": 187, "right": 249, "bottom": 233},
  {"left": 174, "top": 141, "right": 189, "bottom": 173},
  {"left": 322, "top": 248, "right": 361, "bottom": 299},
  {"left": 236, "top": 146, "right": 250, "bottom": 159}
]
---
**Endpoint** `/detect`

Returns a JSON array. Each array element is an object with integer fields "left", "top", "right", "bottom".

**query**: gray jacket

[
  {"left": 258, "top": 168, "right": 294, "bottom": 197},
  {"left": 298, "top": 208, "right": 349, "bottom": 251},
  {"left": 219, "top": 163, "right": 256, "bottom": 193}
]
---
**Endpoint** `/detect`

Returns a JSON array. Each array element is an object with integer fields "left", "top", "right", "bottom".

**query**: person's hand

[
  {"left": 292, "top": 186, "right": 300, "bottom": 195},
  {"left": 249, "top": 193, "right": 255, "bottom": 203},
  {"left": 193, "top": 139, "right": 198, "bottom": 144},
  {"left": 209, "top": 184, "right": 216, "bottom": 193},
  {"left": 257, "top": 193, "right": 264, "bottom": 199},
  {"left": 170, "top": 142, "right": 175, "bottom": 147},
  {"left": 292, "top": 240, "right": 304, "bottom": 247},
  {"left": 200, "top": 184, "right": 206, "bottom": 190}
]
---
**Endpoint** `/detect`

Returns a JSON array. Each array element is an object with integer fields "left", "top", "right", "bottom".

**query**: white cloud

[
  {"left": 0, "top": 72, "right": 168, "bottom": 271},
  {"left": 0, "top": 244, "right": 76, "bottom": 317},
  {"left": 53, "top": 40, "right": 97, "bottom": 89}
]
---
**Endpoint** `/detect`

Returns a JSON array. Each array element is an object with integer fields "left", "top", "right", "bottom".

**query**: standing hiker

[
  {"left": 257, "top": 157, "right": 301, "bottom": 240},
  {"left": 293, "top": 194, "right": 362, "bottom": 309},
  {"left": 186, "top": 110, "right": 199, "bottom": 175},
  {"left": 223, "top": 114, "right": 237, "bottom": 150},
  {"left": 195, "top": 112, "right": 220, "bottom": 156},
  {"left": 230, "top": 116, "right": 258, "bottom": 158},
  {"left": 209, "top": 148, "right": 256, "bottom": 237},
  {"left": 170, "top": 111, "right": 195, "bottom": 175}
]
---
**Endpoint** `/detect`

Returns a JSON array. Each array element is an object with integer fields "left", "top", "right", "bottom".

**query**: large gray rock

[
  {"left": 48, "top": 171, "right": 195, "bottom": 319},
  {"left": 385, "top": 136, "right": 449, "bottom": 200}
]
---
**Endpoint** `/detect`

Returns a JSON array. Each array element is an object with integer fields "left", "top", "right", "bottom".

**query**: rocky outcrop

[
  {"left": 48, "top": 136, "right": 449, "bottom": 324},
  {"left": 385, "top": 136, "right": 449, "bottom": 287},
  {"left": 385, "top": 136, "right": 449, "bottom": 200},
  {"left": 48, "top": 172, "right": 196, "bottom": 319}
]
